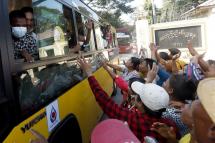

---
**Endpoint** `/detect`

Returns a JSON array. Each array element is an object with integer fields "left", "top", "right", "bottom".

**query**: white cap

[{"left": 131, "top": 82, "right": 169, "bottom": 111}]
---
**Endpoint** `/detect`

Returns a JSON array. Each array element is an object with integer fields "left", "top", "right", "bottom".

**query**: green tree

[
  {"left": 84, "top": 0, "right": 134, "bottom": 28},
  {"left": 144, "top": 0, "right": 208, "bottom": 23},
  {"left": 144, "top": 0, "right": 162, "bottom": 24},
  {"left": 159, "top": 0, "right": 208, "bottom": 22}
]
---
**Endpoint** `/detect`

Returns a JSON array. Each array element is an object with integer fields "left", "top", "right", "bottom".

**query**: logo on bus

[{"left": 50, "top": 106, "right": 57, "bottom": 123}]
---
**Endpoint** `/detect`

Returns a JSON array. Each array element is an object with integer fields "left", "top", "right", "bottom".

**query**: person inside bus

[
  {"left": 66, "top": 12, "right": 93, "bottom": 53},
  {"left": 75, "top": 13, "right": 93, "bottom": 52},
  {"left": 77, "top": 56, "right": 179, "bottom": 143},
  {"left": 105, "top": 25, "right": 113, "bottom": 48},
  {"left": 21, "top": 7, "right": 37, "bottom": 41},
  {"left": 9, "top": 10, "right": 38, "bottom": 62}
]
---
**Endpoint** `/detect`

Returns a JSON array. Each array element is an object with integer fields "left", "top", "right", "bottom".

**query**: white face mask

[
  {"left": 79, "top": 41, "right": 84, "bottom": 46},
  {"left": 12, "top": 27, "right": 27, "bottom": 38}
]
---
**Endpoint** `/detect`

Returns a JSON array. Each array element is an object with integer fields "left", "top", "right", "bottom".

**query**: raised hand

[
  {"left": 29, "top": 129, "right": 48, "bottom": 143},
  {"left": 146, "top": 63, "right": 158, "bottom": 83},
  {"left": 172, "top": 52, "right": 181, "bottom": 61},
  {"left": 187, "top": 40, "right": 198, "bottom": 56},
  {"left": 77, "top": 56, "right": 93, "bottom": 77},
  {"left": 150, "top": 122, "right": 176, "bottom": 140},
  {"left": 149, "top": 43, "right": 157, "bottom": 52}
]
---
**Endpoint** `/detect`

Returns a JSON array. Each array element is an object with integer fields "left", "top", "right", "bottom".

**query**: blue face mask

[{"left": 12, "top": 27, "right": 27, "bottom": 38}]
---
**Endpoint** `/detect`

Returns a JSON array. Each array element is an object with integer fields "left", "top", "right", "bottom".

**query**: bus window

[
  {"left": 94, "top": 23, "right": 105, "bottom": 50},
  {"left": 75, "top": 12, "right": 96, "bottom": 52},
  {"left": 13, "top": 61, "right": 83, "bottom": 115},
  {"left": 33, "top": 0, "right": 76, "bottom": 59}
]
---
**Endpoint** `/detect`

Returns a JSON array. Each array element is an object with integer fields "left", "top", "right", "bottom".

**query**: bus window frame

[
  {"left": 1, "top": 0, "right": 20, "bottom": 114},
  {"left": 6, "top": 0, "right": 101, "bottom": 73},
  {"left": 0, "top": 0, "right": 22, "bottom": 141}
]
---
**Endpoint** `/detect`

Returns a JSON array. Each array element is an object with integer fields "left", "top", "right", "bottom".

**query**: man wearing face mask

[{"left": 9, "top": 10, "right": 38, "bottom": 62}]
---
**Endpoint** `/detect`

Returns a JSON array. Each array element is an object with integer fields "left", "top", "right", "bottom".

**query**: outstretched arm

[
  {"left": 171, "top": 52, "right": 181, "bottom": 73},
  {"left": 106, "top": 62, "right": 124, "bottom": 72},
  {"left": 84, "top": 20, "right": 93, "bottom": 45},
  {"left": 187, "top": 41, "right": 209, "bottom": 72},
  {"left": 77, "top": 57, "right": 132, "bottom": 120}
]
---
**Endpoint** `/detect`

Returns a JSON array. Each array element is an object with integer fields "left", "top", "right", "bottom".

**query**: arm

[
  {"left": 83, "top": 20, "right": 92, "bottom": 45},
  {"left": 102, "top": 63, "right": 116, "bottom": 79},
  {"left": 187, "top": 41, "right": 209, "bottom": 72},
  {"left": 146, "top": 63, "right": 158, "bottom": 83},
  {"left": 88, "top": 76, "right": 131, "bottom": 119},
  {"left": 187, "top": 41, "right": 198, "bottom": 56},
  {"left": 69, "top": 44, "right": 81, "bottom": 53},
  {"left": 171, "top": 60, "right": 178, "bottom": 73},
  {"left": 21, "top": 49, "right": 33, "bottom": 62},
  {"left": 171, "top": 53, "right": 181, "bottom": 73},
  {"left": 77, "top": 57, "right": 132, "bottom": 120},
  {"left": 102, "top": 63, "right": 128, "bottom": 92},
  {"left": 155, "top": 50, "right": 167, "bottom": 66},
  {"left": 150, "top": 43, "right": 157, "bottom": 61},
  {"left": 29, "top": 129, "right": 48, "bottom": 143},
  {"left": 151, "top": 122, "right": 178, "bottom": 143},
  {"left": 106, "top": 62, "right": 124, "bottom": 72}
]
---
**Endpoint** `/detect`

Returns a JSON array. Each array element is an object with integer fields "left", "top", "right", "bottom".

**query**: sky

[{"left": 121, "top": 0, "right": 163, "bottom": 25}]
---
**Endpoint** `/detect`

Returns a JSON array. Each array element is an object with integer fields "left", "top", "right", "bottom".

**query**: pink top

[{"left": 91, "top": 119, "right": 140, "bottom": 143}]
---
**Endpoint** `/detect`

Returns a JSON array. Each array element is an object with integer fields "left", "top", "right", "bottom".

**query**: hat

[
  {"left": 91, "top": 119, "right": 140, "bottom": 143},
  {"left": 184, "top": 63, "right": 204, "bottom": 82},
  {"left": 131, "top": 82, "right": 169, "bottom": 111},
  {"left": 197, "top": 78, "right": 215, "bottom": 123}
]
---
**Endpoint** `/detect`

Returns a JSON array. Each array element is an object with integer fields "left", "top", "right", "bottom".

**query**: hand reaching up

[
  {"left": 77, "top": 57, "right": 93, "bottom": 77},
  {"left": 149, "top": 43, "right": 157, "bottom": 52},
  {"left": 29, "top": 129, "right": 48, "bottom": 143},
  {"left": 187, "top": 40, "right": 198, "bottom": 56},
  {"left": 151, "top": 122, "right": 176, "bottom": 140},
  {"left": 146, "top": 63, "right": 158, "bottom": 83}
]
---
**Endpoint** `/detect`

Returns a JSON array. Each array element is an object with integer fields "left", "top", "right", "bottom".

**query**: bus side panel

[{"left": 4, "top": 68, "right": 113, "bottom": 143}]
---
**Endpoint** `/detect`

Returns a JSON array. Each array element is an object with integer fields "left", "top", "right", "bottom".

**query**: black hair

[
  {"left": 159, "top": 52, "right": 170, "bottom": 60},
  {"left": 21, "top": 7, "right": 33, "bottom": 14},
  {"left": 169, "top": 74, "right": 197, "bottom": 102},
  {"left": 9, "top": 10, "right": 26, "bottom": 24},
  {"left": 168, "top": 48, "right": 180, "bottom": 56},
  {"left": 128, "top": 77, "right": 145, "bottom": 89},
  {"left": 130, "top": 57, "right": 140, "bottom": 70},
  {"left": 143, "top": 104, "right": 166, "bottom": 118},
  {"left": 208, "top": 60, "right": 215, "bottom": 65},
  {"left": 141, "top": 58, "right": 156, "bottom": 69}
]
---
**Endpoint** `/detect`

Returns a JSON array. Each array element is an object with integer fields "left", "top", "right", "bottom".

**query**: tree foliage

[
  {"left": 144, "top": 0, "right": 208, "bottom": 24},
  {"left": 84, "top": 0, "right": 134, "bottom": 28}
]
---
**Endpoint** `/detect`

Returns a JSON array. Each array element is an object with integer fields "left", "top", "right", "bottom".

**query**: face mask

[
  {"left": 12, "top": 27, "right": 27, "bottom": 38},
  {"left": 79, "top": 41, "right": 84, "bottom": 46}
]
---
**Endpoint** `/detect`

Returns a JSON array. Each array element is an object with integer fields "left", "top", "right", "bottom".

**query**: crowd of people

[
  {"left": 30, "top": 41, "right": 215, "bottom": 143},
  {"left": 11, "top": 6, "right": 214, "bottom": 143},
  {"left": 78, "top": 42, "right": 215, "bottom": 143}
]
